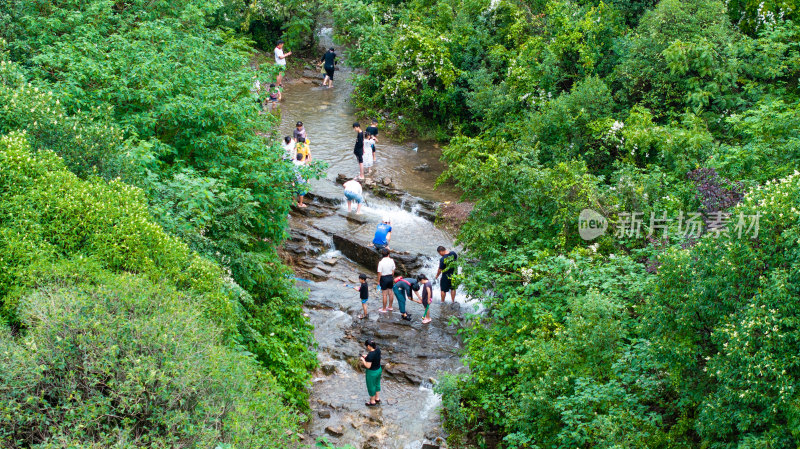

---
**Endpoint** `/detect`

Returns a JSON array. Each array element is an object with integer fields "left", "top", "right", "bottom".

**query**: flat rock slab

[{"left": 332, "top": 234, "right": 426, "bottom": 274}]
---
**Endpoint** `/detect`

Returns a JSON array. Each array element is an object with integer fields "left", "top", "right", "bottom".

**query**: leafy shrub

[{"left": 0, "top": 265, "right": 299, "bottom": 448}]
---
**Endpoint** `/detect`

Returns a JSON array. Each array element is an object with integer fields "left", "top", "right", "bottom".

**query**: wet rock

[
  {"left": 308, "top": 267, "right": 330, "bottom": 280},
  {"left": 303, "top": 69, "right": 325, "bottom": 79},
  {"left": 413, "top": 163, "right": 430, "bottom": 172},
  {"left": 321, "top": 362, "right": 337, "bottom": 375},
  {"left": 317, "top": 409, "right": 332, "bottom": 419},
  {"left": 306, "top": 191, "right": 342, "bottom": 206},
  {"left": 362, "top": 436, "right": 381, "bottom": 449},
  {"left": 339, "top": 212, "right": 369, "bottom": 225},
  {"left": 315, "top": 264, "right": 332, "bottom": 274},
  {"left": 325, "top": 425, "right": 345, "bottom": 437},
  {"left": 323, "top": 258, "right": 338, "bottom": 266},
  {"left": 292, "top": 227, "right": 331, "bottom": 247},
  {"left": 383, "top": 362, "right": 426, "bottom": 385},
  {"left": 381, "top": 177, "right": 393, "bottom": 187},
  {"left": 421, "top": 444, "right": 441, "bottom": 449},
  {"left": 332, "top": 234, "right": 426, "bottom": 274}
]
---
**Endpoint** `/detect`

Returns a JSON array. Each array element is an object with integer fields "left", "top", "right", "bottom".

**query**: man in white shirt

[
  {"left": 274, "top": 40, "right": 292, "bottom": 87},
  {"left": 343, "top": 179, "right": 364, "bottom": 214},
  {"left": 376, "top": 248, "right": 396, "bottom": 313}
]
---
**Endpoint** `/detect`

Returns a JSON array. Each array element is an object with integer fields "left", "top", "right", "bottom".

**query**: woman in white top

[
  {"left": 363, "top": 134, "right": 375, "bottom": 175},
  {"left": 376, "top": 247, "right": 396, "bottom": 312}
]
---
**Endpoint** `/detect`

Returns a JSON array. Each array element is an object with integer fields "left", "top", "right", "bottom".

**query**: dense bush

[
  {"left": 0, "top": 267, "right": 299, "bottom": 448},
  {"left": 0, "top": 0, "right": 320, "bottom": 409},
  {"left": 0, "top": 132, "right": 304, "bottom": 445}
]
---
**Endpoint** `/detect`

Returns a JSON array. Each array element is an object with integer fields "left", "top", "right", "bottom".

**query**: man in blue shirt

[{"left": 372, "top": 217, "right": 392, "bottom": 251}]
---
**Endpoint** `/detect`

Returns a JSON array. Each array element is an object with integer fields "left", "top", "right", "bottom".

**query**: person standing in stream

[
  {"left": 274, "top": 40, "right": 292, "bottom": 87},
  {"left": 353, "top": 122, "right": 365, "bottom": 179},
  {"left": 360, "top": 340, "right": 382, "bottom": 407},
  {"left": 392, "top": 276, "right": 421, "bottom": 321},
  {"left": 293, "top": 121, "right": 307, "bottom": 141},
  {"left": 343, "top": 178, "right": 364, "bottom": 214},
  {"left": 376, "top": 248, "right": 395, "bottom": 313},
  {"left": 320, "top": 47, "right": 336, "bottom": 88},
  {"left": 436, "top": 245, "right": 458, "bottom": 302},
  {"left": 365, "top": 119, "right": 379, "bottom": 163},
  {"left": 417, "top": 274, "right": 433, "bottom": 324}
]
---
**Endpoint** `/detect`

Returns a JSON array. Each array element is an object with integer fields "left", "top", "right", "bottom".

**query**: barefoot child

[
  {"left": 417, "top": 274, "right": 433, "bottom": 324},
  {"left": 344, "top": 274, "right": 369, "bottom": 319}
]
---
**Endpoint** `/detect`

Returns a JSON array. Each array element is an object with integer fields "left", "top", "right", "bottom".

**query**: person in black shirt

[
  {"left": 344, "top": 274, "right": 370, "bottom": 319},
  {"left": 353, "top": 122, "right": 365, "bottom": 179},
  {"left": 436, "top": 245, "right": 458, "bottom": 302},
  {"left": 365, "top": 119, "right": 379, "bottom": 163},
  {"left": 320, "top": 47, "right": 336, "bottom": 88},
  {"left": 360, "top": 339, "right": 382, "bottom": 406}
]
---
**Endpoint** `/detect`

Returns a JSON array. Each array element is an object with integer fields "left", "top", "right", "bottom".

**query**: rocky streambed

[
  {"left": 285, "top": 182, "right": 470, "bottom": 449},
  {"left": 275, "top": 57, "right": 475, "bottom": 448}
]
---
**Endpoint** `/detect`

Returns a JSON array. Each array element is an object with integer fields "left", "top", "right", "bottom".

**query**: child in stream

[
  {"left": 417, "top": 274, "right": 433, "bottom": 324},
  {"left": 344, "top": 274, "right": 369, "bottom": 319},
  {"left": 363, "top": 132, "right": 375, "bottom": 176}
]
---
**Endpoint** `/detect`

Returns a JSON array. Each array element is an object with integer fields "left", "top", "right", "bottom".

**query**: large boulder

[{"left": 331, "top": 234, "right": 426, "bottom": 274}]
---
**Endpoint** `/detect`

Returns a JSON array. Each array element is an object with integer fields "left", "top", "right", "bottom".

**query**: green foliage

[
  {"left": 336, "top": 0, "right": 800, "bottom": 446},
  {"left": 0, "top": 0, "right": 320, "bottom": 409},
  {"left": 0, "top": 266, "right": 299, "bottom": 448}
]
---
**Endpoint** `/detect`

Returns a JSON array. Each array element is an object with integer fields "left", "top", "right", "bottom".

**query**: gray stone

[
  {"left": 317, "top": 409, "right": 332, "bottom": 419},
  {"left": 308, "top": 267, "right": 329, "bottom": 280},
  {"left": 362, "top": 436, "right": 381, "bottom": 449},
  {"left": 321, "top": 362, "right": 337, "bottom": 375},
  {"left": 325, "top": 425, "right": 344, "bottom": 437},
  {"left": 302, "top": 69, "right": 325, "bottom": 79},
  {"left": 413, "top": 163, "right": 430, "bottom": 172},
  {"left": 331, "top": 234, "right": 426, "bottom": 274}
]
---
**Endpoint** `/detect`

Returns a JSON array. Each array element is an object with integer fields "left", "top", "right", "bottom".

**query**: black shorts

[
  {"left": 379, "top": 275, "right": 394, "bottom": 290},
  {"left": 324, "top": 66, "right": 334, "bottom": 79},
  {"left": 354, "top": 151, "right": 364, "bottom": 163},
  {"left": 440, "top": 276, "right": 453, "bottom": 293},
  {"left": 422, "top": 296, "right": 430, "bottom": 307}
]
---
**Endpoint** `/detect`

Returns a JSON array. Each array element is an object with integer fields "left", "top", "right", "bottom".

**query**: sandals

[
  {"left": 378, "top": 308, "right": 387, "bottom": 313},
  {"left": 358, "top": 314, "right": 367, "bottom": 319},
  {"left": 365, "top": 402, "right": 378, "bottom": 407},
  {"left": 422, "top": 318, "right": 432, "bottom": 324}
]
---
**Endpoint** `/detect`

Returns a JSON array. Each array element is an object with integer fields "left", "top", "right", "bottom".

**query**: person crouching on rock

[
  {"left": 372, "top": 216, "right": 392, "bottom": 251},
  {"left": 360, "top": 339, "right": 382, "bottom": 407},
  {"left": 392, "top": 276, "right": 421, "bottom": 321}
]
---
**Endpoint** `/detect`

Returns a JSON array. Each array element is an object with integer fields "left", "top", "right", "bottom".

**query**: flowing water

[{"left": 277, "top": 56, "right": 471, "bottom": 449}]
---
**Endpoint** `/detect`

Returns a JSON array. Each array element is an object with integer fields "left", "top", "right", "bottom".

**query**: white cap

[{"left": 382, "top": 216, "right": 391, "bottom": 223}]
